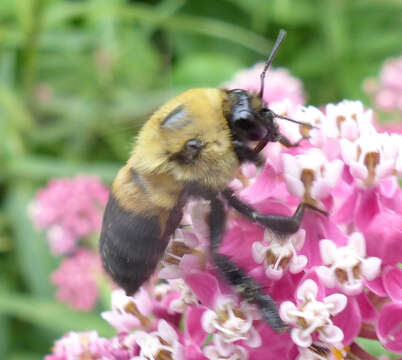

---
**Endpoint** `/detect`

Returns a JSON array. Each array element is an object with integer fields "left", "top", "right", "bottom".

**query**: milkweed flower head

[
  {"left": 44, "top": 64, "right": 402, "bottom": 359},
  {"left": 51, "top": 248, "right": 101, "bottom": 311},
  {"left": 364, "top": 56, "right": 402, "bottom": 114},
  {"left": 30, "top": 176, "right": 109, "bottom": 311},
  {"left": 29, "top": 175, "right": 108, "bottom": 255}
]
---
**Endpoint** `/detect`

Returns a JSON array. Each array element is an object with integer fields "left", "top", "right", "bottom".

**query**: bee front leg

[
  {"left": 222, "top": 188, "right": 326, "bottom": 235},
  {"left": 278, "top": 134, "right": 304, "bottom": 148}
]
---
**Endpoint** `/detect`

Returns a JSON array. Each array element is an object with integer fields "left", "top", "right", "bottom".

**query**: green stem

[{"left": 21, "top": 0, "right": 46, "bottom": 107}]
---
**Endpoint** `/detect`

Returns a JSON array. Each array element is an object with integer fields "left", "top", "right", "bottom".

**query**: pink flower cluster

[
  {"left": 364, "top": 56, "right": 402, "bottom": 114},
  {"left": 45, "top": 66, "right": 402, "bottom": 359},
  {"left": 30, "top": 176, "right": 108, "bottom": 310},
  {"left": 30, "top": 176, "right": 109, "bottom": 255}
]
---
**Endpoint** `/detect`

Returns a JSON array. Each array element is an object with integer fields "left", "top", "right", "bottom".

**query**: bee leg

[
  {"left": 232, "top": 140, "right": 264, "bottom": 166},
  {"left": 278, "top": 134, "right": 304, "bottom": 148},
  {"left": 222, "top": 189, "right": 326, "bottom": 235},
  {"left": 208, "top": 196, "right": 286, "bottom": 332}
]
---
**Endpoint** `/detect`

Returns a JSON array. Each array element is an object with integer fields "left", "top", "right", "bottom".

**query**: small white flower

[
  {"left": 325, "top": 100, "right": 376, "bottom": 140},
  {"left": 282, "top": 149, "right": 344, "bottom": 204},
  {"left": 130, "top": 320, "right": 184, "bottom": 360},
  {"left": 101, "top": 288, "right": 153, "bottom": 332},
  {"left": 252, "top": 229, "right": 307, "bottom": 280},
  {"left": 169, "top": 279, "right": 199, "bottom": 313},
  {"left": 340, "top": 132, "right": 397, "bottom": 187},
  {"left": 201, "top": 297, "right": 261, "bottom": 347},
  {"left": 280, "top": 280, "right": 347, "bottom": 348},
  {"left": 204, "top": 337, "right": 249, "bottom": 360},
  {"left": 316, "top": 233, "right": 381, "bottom": 295}
]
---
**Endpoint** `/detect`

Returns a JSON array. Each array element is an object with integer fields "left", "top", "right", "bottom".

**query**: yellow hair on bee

[{"left": 129, "top": 88, "right": 238, "bottom": 189}]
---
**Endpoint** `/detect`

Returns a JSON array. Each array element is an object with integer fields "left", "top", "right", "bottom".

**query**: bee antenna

[
  {"left": 273, "top": 113, "right": 318, "bottom": 129},
  {"left": 258, "top": 29, "right": 287, "bottom": 100}
]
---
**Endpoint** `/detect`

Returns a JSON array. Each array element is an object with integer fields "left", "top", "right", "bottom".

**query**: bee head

[{"left": 225, "top": 29, "right": 314, "bottom": 155}]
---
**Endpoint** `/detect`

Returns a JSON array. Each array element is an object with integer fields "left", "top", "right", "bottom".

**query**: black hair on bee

[{"left": 99, "top": 29, "right": 321, "bottom": 332}]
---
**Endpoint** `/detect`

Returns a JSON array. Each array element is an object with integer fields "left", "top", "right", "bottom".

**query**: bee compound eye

[
  {"left": 183, "top": 139, "right": 203, "bottom": 161},
  {"left": 186, "top": 139, "right": 202, "bottom": 150}
]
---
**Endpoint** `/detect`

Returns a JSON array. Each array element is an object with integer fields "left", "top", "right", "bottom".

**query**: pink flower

[
  {"left": 364, "top": 56, "right": 402, "bottom": 113},
  {"left": 101, "top": 288, "right": 154, "bottom": 332},
  {"left": 340, "top": 133, "right": 397, "bottom": 188},
  {"left": 51, "top": 248, "right": 101, "bottom": 311},
  {"left": 203, "top": 338, "right": 249, "bottom": 360},
  {"left": 130, "top": 319, "right": 184, "bottom": 360},
  {"left": 279, "top": 279, "right": 347, "bottom": 348},
  {"left": 225, "top": 63, "right": 305, "bottom": 107},
  {"left": 316, "top": 233, "right": 381, "bottom": 295},
  {"left": 252, "top": 229, "right": 307, "bottom": 280},
  {"left": 30, "top": 176, "right": 109, "bottom": 255},
  {"left": 201, "top": 296, "right": 262, "bottom": 347},
  {"left": 377, "top": 303, "right": 402, "bottom": 352},
  {"left": 282, "top": 149, "right": 344, "bottom": 208},
  {"left": 45, "top": 331, "right": 110, "bottom": 360},
  {"left": 324, "top": 100, "right": 376, "bottom": 141}
]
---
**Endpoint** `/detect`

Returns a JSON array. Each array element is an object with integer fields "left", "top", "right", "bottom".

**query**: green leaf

[
  {"left": 173, "top": 52, "right": 245, "bottom": 87},
  {"left": 357, "top": 338, "right": 401, "bottom": 359},
  {"left": 5, "top": 184, "right": 55, "bottom": 297},
  {"left": 6, "top": 156, "right": 120, "bottom": 184},
  {"left": 0, "top": 290, "right": 114, "bottom": 337}
]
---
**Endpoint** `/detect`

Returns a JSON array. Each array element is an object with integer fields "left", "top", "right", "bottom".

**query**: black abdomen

[{"left": 99, "top": 193, "right": 165, "bottom": 295}]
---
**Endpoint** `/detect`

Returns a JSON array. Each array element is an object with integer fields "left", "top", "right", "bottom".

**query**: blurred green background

[{"left": 0, "top": 0, "right": 401, "bottom": 359}]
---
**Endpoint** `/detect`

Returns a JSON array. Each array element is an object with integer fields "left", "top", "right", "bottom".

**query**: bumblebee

[{"left": 100, "top": 30, "right": 319, "bottom": 331}]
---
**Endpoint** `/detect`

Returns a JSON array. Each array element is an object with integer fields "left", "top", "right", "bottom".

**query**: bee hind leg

[{"left": 208, "top": 196, "right": 287, "bottom": 332}]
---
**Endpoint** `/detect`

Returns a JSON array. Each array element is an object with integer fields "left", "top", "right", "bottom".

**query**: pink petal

[
  {"left": 379, "top": 177, "right": 399, "bottom": 198},
  {"left": 365, "top": 208, "right": 402, "bottom": 266},
  {"left": 185, "top": 272, "right": 219, "bottom": 309},
  {"left": 319, "top": 324, "right": 344, "bottom": 344},
  {"left": 377, "top": 303, "right": 402, "bottom": 352},
  {"left": 240, "top": 164, "right": 277, "bottom": 203},
  {"left": 355, "top": 188, "right": 379, "bottom": 231},
  {"left": 383, "top": 266, "right": 402, "bottom": 302},
  {"left": 364, "top": 277, "right": 387, "bottom": 297},
  {"left": 323, "top": 294, "right": 347, "bottom": 315},
  {"left": 186, "top": 306, "right": 208, "bottom": 346},
  {"left": 332, "top": 295, "right": 361, "bottom": 345},
  {"left": 355, "top": 292, "right": 377, "bottom": 322}
]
